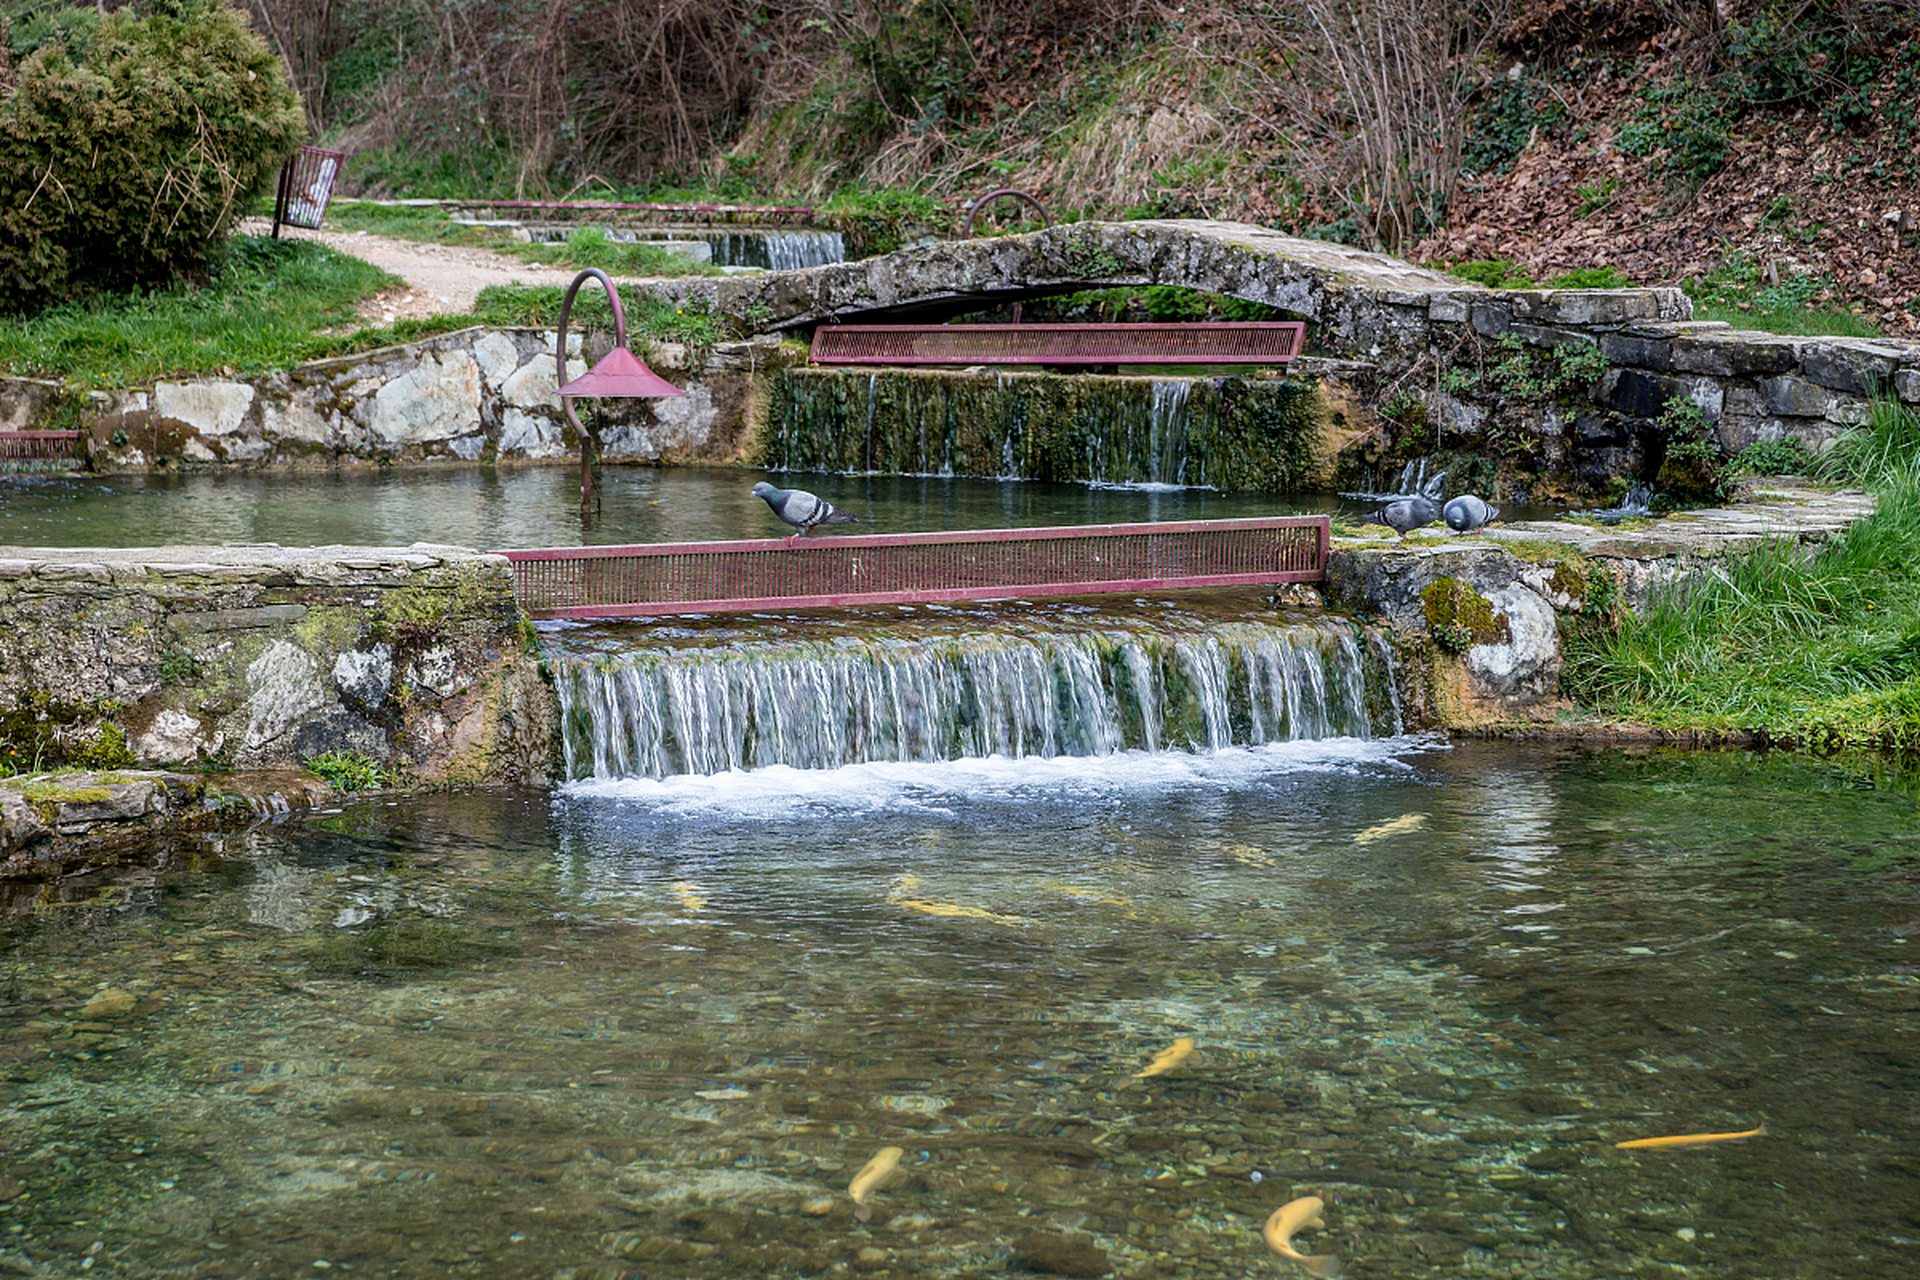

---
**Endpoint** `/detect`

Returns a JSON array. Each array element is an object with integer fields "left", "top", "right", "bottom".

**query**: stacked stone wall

[
  {"left": 0, "top": 546, "right": 553, "bottom": 786},
  {"left": 2, "top": 328, "right": 797, "bottom": 473}
]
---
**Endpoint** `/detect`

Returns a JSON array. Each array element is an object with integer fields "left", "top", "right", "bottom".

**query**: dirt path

[{"left": 244, "top": 218, "right": 587, "bottom": 321}]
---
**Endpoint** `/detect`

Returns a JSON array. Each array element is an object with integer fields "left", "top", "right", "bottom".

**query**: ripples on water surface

[
  {"left": 5, "top": 742, "right": 1919, "bottom": 1277},
  {"left": 0, "top": 467, "right": 1338, "bottom": 550}
]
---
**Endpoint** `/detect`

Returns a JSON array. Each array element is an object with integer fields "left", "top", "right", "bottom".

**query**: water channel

[
  {"left": 0, "top": 467, "right": 1343, "bottom": 551},
  {"left": 4, "top": 462, "right": 1915, "bottom": 1277},
  {"left": 6, "top": 738, "right": 1918, "bottom": 1278}
]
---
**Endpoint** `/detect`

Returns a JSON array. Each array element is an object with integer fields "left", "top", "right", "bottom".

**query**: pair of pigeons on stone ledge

[{"left": 1362, "top": 493, "right": 1500, "bottom": 539}]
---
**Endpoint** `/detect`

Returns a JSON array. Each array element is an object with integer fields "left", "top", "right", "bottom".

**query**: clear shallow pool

[
  {"left": 0, "top": 466, "right": 1343, "bottom": 551},
  {"left": 5, "top": 741, "right": 1918, "bottom": 1277}
]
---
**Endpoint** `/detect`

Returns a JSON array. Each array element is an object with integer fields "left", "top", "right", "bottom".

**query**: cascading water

[
  {"left": 766, "top": 367, "right": 1321, "bottom": 494},
  {"left": 523, "top": 225, "right": 845, "bottom": 269},
  {"left": 547, "top": 606, "right": 1401, "bottom": 782}
]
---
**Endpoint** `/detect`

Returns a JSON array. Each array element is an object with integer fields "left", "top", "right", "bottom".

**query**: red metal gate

[
  {"left": 0, "top": 430, "right": 85, "bottom": 469},
  {"left": 498, "top": 516, "right": 1329, "bottom": 619},
  {"left": 808, "top": 322, "right": 1307, "bottom": 368}
]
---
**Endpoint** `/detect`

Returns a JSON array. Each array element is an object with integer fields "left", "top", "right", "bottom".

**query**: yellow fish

[
  {"left": 672, "top": 881, "right": 706, "bottom": 912},
  {"left": 1262, "top": 1195, "right": 1341, "bottom": 1277},
  {"left": 1225, "top": 843, "right": 1275, "bottom": 867},
  {"left": 895, "top": 898, "right": 1031, "bottom": 924},
  {"left": 1120, "top": 1037, "right": 1197, "bottom": 1088},
  {"left": 1039, "top": 881, "right": 1137, "bottom": 912},
  {"left": 1353, "top": 813, "right": 1427, "bottom": 844},
  {"left": 889, "top": 874, "right": 1030, "bottom": 924},
  {"left": 1615, "top": 1124, "right": 1765, "bottom": 1150},
  {"left": 848, "top": 1146, "right": 904, "bottom": 1222}
]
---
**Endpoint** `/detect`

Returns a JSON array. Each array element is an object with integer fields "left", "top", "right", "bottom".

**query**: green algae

[
  {"left": 1421, "top": 577, "right": 1511, "bottom": 653},
  {"left": 759, "top": 368, "right": 1321, "bottom": 494}
]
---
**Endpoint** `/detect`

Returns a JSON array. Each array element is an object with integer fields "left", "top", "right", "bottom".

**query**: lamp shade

[{"left": 559, "top": 345, "right": 687, "bottom": 398}]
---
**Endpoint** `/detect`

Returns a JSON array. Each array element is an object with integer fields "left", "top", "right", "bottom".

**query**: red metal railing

[
  {"left": 0, "top": 430, "right": 85, "bottom": 463},
  {"left": 809, "top": 322, "right": 1308, "bottom": 368},
  {"left": 497, "top": 516, "right": 1328, "bottom": 619}
]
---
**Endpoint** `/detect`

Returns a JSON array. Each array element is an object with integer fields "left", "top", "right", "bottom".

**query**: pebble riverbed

[{"left": 3, "top": 739, "right": 1917, "bottom": 1278}]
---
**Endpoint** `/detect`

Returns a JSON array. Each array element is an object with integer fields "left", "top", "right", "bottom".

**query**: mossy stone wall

[
  {"left": 0, "top": 546, "right": 553, "bottom": 784},
  {"left": 762, "top": 367, "right": 1324, "bottom": 493}
]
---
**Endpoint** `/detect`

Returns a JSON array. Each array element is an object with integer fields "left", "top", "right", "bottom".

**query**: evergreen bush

[{"left": 0, "top": 0, "right": 303, "bottom": 314}]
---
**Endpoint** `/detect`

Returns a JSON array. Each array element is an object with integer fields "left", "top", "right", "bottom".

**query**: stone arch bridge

[
  {"left": 654, "top": 218, "right": 1689, "bottom": 358},
  {"left": 641, "top": 218, "right": 1918, "bottom": 491}
]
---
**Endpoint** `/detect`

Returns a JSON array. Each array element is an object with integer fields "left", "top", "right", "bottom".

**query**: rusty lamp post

[{"left": 555, "top": 268, "right": 686, "bottom": 509}]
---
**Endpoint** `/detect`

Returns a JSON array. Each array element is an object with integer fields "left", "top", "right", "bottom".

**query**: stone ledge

[
  {"left": 1, "top": 769, "right": 336, "bottom": 870},
  {"left": 1325, "top": 481, "right": 1874, "bottom": 723}
]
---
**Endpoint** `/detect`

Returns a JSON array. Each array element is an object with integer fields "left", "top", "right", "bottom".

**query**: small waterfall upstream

[
  {"left": 549, "top": 609, "right": 1402, "bottom": 782},
  {"left": 524, "top": 224, "right": 846, "bottom": 269},
  {"left": 766, "top": 367, "right": 1321, "bottom": 494}
]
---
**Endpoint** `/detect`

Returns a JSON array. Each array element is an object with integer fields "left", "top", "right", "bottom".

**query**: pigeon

[
  {"left": 1443, "top": 494, "right": 1500, "bottom": 535},
  {"left": 1361, "top": 496, "right": 1438, "bottom": 538},
  {"left": 752, "top": 481, "right": 860, "bottom": 540}
]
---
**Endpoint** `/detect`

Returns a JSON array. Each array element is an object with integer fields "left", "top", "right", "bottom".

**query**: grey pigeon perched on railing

[
  {"left": 753, "top": 481, "right": 860, "bottom": 541},
  {"left": 1361, "top": 496, "right": 1438, "bottom": 539},
  {"left": 1443, "top": 494, "right": 1499, "bottom": 535}
]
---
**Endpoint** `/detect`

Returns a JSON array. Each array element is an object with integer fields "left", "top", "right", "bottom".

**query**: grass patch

[
  {"left": 470, "top": 284, "right": 730, "bottom": 361},
  {"left": 507, "top": 226, "right": 730, "bottom": 277},
  {"left": 0, "top": 236, "right": 398, "bottom": 387},
  {"left": 0, "top": 217, "right": 732, "bottom": 387},
  {"left": 1563, "top": 399, "right": 1920, "bottom": 747},
  {"left": 1685, "top": 247, "right": 1882, "bottom": 337},
  {"left": 327, "top": 200, "right": 728, "bottom": 277}
]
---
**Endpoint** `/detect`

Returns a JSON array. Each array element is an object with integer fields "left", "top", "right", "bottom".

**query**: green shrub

[
  {"left": 304, "top": 750, "right": 396, "bottom": 792},
  {"left": 1547, "top": 266, "right": 1633, "bottom": 289},
  {"left": 1437, "top": 258, "right": 1538, "bottom": 289},
  {"left": 1734, "top": 435, "right": 1816, "bottom": 477},
  {"left": 1462, "top": 74, "right": 1567, "bottom": 175},
  {"left": 1652, "top": 397, "right": 1734, "bottom": 510},
  {"left": 0, "top": 0, "right": 304, "bottom": 314},
  {"left": 1616, "top": 79, "right": 1730, "bottom": 188}
]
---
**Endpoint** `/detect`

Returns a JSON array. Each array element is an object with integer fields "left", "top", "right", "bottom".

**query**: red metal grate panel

[
  {"left": 809, "top": 323, "right": 1307, "bottom": 367},
  {"left": 497, "top": 516, "right": 1328, "bottom": 619},
  {"left": 0, "top": 430, "right": 84, "bottom": 462}
]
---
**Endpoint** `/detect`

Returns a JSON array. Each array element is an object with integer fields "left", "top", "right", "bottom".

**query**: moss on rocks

[{"left": 1421, "top": 577, "right": 1512, "bottom": 653}]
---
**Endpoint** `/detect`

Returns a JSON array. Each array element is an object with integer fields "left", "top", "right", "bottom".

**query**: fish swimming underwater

[
  {"left": 849, "top": 1146, "right": 905, "bottom": 1221},
  {"left": 1615, "top": 1125, "right": 1765, "bottom": 1150},
  {"left": 1353, "top": 812, "right": 1427, "bottom": 844},
  {"left": 888, "top": 874, "right": 1032, "bottom": 924},
  {"left": 1117, "top": 1036, "right": 1197, "bottom": 1089},
  {"left": 672, "top": 881, "right": 706, "bottom": 912},
  {"left": 1262, "top": 1195, "right": 1342, "bottom": 1277}
]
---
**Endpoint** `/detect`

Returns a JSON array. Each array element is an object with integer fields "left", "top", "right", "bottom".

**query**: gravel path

[{"left": 243, "top": 218, "right": 587, "bottom": 321}]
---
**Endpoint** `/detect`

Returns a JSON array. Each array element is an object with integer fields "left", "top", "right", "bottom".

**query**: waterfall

[
  {"left": 766, "top": 368, "right": 1320, "bottom": 495},
  {"left": 549, "top": 613, "right": 1400, "bottom": 782},
  {"left": 522, "top": 225, "right": 846, "bottom": 269}
]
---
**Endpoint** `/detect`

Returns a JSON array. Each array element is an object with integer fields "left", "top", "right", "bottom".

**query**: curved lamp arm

[{"left": 557, "top": 268, "right": 628, "bottom": 510}]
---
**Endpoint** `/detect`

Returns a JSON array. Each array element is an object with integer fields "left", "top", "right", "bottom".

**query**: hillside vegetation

[{"left": 233, "top": 0, "right": 1920, "bottom": 335}]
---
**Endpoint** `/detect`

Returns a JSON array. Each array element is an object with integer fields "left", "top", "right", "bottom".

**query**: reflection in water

[
  {"left": 0, "top": 466, "right": 1335, "bottom": 551},
  {"left": 3, "top": 743, "right": 1919, "bottom": 1278}
]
